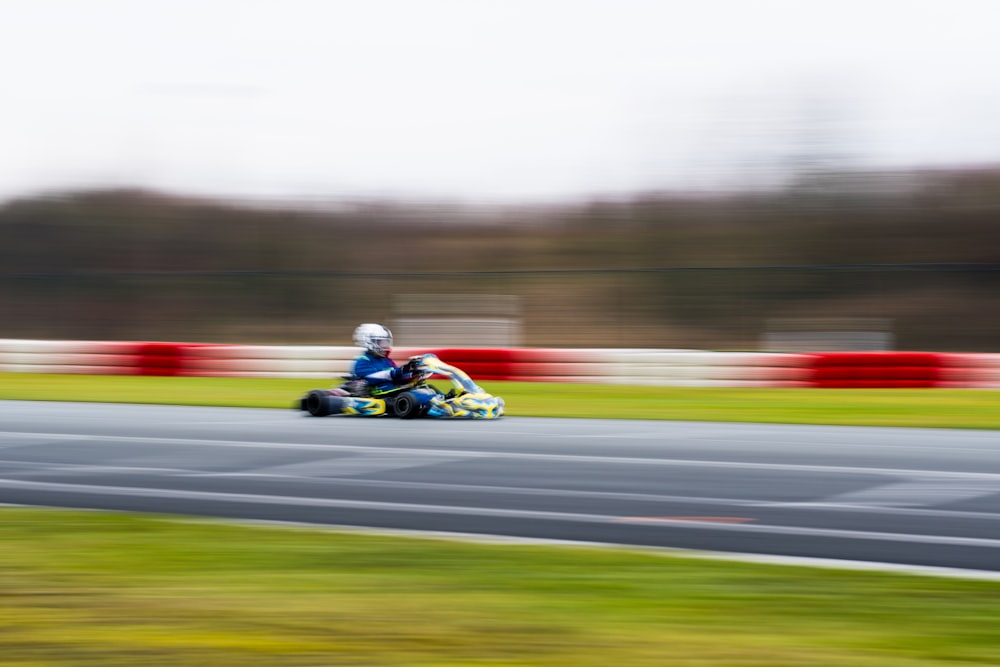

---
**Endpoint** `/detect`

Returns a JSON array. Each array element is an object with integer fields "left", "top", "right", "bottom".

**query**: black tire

[
  {"left": 305, "top": 390, "right": 333, "bottom": 417},
  {"left": 392, "top": 391, "right": 423, "bottom": 419}
]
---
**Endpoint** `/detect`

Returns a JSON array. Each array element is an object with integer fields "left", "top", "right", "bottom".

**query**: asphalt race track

[{"left": 3, "top": 400, "right": 1000, "bottom": 574}]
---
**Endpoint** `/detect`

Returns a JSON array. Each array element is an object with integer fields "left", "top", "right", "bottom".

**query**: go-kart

[{"left": 298, "top": 353, "right": 505, "bottom": 420}]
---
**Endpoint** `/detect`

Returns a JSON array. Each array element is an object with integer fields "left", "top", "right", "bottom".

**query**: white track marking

[
  {"left": 2, "top": 477, "right": 1000, "bottom": 550},
  {"left": 3, "top": 431, "right": 1000, "bottom": 481},
  {"left": 799, "top": 479, "right": 1000, "bottom": 508},
  {"left": 4, "top": 459, "right": 1000, "bottom": 521},
  {"left": 155, "top": 516, "right": 1000, "bottom": 582},
  {"left": 210, "top": 453, "right": 473, "bottom": 478},
  {"left": 0, "top": 462, "right": 196, "bottom": 476}
]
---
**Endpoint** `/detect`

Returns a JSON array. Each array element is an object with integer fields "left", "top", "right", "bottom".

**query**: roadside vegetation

[
  {"left": 2, "top": 172, "right": 999, "bottom": 350},
  {"left": 3, "top": 508, "right": 1000, "bottom": 666}
]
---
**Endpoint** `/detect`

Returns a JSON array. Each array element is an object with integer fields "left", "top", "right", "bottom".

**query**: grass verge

[
  {"left": 2, "top": 372, "right": 1000, "bottom": 428},
  {"left": 3, "top": 508, "right": 1000, "bottom": 667},
  {"left": 4, "top": 376, "right": 1000, "bottom": 664}
]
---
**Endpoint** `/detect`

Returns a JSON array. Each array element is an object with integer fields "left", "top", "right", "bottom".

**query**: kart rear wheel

[
  {"left": 392, "top": 391, "right": 424, "bottom": 419},
  {"left": 305, "top": 390, "right": 333, "bottom": 417}
]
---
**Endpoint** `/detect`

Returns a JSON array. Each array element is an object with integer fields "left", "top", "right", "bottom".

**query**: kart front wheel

[{"left": 392, "top": 391, "right": 424, "bottom": 419}]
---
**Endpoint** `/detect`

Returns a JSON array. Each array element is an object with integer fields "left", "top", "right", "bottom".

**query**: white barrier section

[
  {"left": 0, "top": 340, "right": 138, "bottom": 374},
  {"left": 599, "top": 349, "right": 813, "bottom": 387},
  {"left": 183, "top": 345, "right": 360, "bottom": 379}
]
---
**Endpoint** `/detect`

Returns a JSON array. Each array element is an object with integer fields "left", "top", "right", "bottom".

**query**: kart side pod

[{"left": 301, "top": 390, "right": 386, "bottom": 417}]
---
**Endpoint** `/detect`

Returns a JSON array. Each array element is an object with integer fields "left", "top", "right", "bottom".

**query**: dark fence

[{"left": 2, "top": 263, "right": 998, "bottom": 351}]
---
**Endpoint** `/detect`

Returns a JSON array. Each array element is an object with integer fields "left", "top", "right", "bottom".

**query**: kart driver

[{"left": 351, "top": 323, "right": 422, "bottom": 395}]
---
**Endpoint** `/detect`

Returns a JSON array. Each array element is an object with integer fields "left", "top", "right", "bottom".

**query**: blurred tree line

[{"left": 1, "top": 168, "right": 998, "bottom": 350}]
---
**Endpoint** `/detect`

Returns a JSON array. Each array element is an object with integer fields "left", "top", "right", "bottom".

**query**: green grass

[
  {"left": 2, "top": 372, "right": 1000, "bottom": 428},
  {"left": 3, "top": 508, "right": 1000, "bottom": 667},
  {"left": 4, "top": 375, "right": 1000, "bottom": 664}
]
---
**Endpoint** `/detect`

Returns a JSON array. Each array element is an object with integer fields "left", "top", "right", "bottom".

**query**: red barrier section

[
  {"left": 132, "top": 343, "right": 186, "bottom": 376},
  {"left": 812, "top": 366, "right": 941, "bottom": 381},
  {"left": 435, "top": 348, "right": 516, "bottom": 362},
  {"left": 811, "top": 352, "right": 944, "bottom": 367},
  {"left": 808, "top": 352, "right": 944, "bottom": 388},
  {"left": 435, "top": 361, "right": 507, "bottom": 377},
  {"left": 432, "top": 349, "right": 513, "bottom": 380},
  {"left": 132, "top": 342, "right": 223, "bottom": 376},
  {"left": 428, "top": 348, "right": 606, "bottom": 381}
]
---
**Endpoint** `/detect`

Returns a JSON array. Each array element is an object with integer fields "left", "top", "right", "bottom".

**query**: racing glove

[{"left": 394, "top": 359, "right": 422, "bottom": 384}]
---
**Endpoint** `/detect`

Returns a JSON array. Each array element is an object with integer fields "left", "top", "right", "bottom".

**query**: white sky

[{"left": 2, "top": 0, "right": 999, "bottom": 203}]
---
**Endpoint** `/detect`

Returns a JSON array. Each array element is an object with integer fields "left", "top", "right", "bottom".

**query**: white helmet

[{"left": 353, "top": 323, "right": 393, "bottom": 357}]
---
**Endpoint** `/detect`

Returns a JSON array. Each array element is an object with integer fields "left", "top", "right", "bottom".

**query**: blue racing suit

[{"left": 352, "top": 351, "right": 409, "bottom": 395}]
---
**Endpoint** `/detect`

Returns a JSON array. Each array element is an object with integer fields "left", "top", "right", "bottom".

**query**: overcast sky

[{"left": 2, "top": 0, "right": 999, "bottom": 203}]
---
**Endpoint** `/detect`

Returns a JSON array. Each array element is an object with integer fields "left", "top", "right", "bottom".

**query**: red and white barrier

[
  {"left": 939, "top": 353, "right": 1000, "bottom": 388},
  {"left": 183, "top": 345, "right": 358, "bottom": 379},
  {"left": 0, "top": 340, "right": 143, "bottom": 375},
  {"left": 1, "top": 339, "right": 998, "bottom": 388}
]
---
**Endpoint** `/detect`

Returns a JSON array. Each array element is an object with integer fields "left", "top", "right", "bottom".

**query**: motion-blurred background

[{"left": 2, "top": 1, "right": 998, "bottom": 351}]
